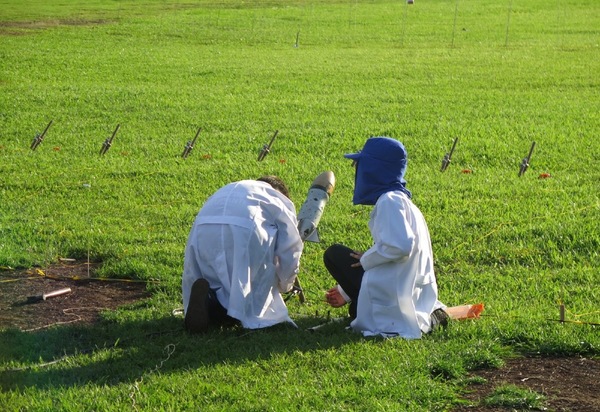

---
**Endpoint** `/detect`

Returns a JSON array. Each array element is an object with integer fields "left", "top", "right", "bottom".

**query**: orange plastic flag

[{"left": 445, "top": 303, "right": 485, "bottom": 320}]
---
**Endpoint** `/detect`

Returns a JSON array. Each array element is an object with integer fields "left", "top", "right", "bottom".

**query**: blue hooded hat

[{"left": 344, "top": 137, "right": 412, "bottom": 205}]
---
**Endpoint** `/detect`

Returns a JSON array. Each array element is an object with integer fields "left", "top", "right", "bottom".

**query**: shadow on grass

[{"left": 0, "top": 313, "right": 359, "bottom": 390}]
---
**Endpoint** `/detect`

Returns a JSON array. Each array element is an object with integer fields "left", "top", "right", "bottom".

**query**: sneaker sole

[
  {"left": 185, "top": 278, "right": 210, "bottom": 333},
  {"left": 431, "top": 308, "right": 449, "bottom": 330}
]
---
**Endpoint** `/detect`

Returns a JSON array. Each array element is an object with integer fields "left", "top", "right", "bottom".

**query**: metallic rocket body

[
  {"left": 286, "top": 171, "right": 335, "bottom": 304},
  {"left": 297, "top": 171, "right": 335, "bottom": 243}
]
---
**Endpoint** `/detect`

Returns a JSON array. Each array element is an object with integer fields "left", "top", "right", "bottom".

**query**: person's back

[
  {"left": 353, "top": 189, "right": 439, "bottom": 338},
  {"left": 196, "top": 180, "right": 285, "bottom": 226},
  {"left": 183, "top": 178, "right": 303, "bottom": 332}
]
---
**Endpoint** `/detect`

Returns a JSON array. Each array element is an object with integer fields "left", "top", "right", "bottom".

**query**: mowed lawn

[{"left": 1, "top": 1, "right": 599, "bottom": 410}]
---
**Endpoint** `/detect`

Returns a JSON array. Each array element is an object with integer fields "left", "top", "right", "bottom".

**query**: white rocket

[
  {"left": 297, "top": 171, "right": 336, "bottom": 243},
  {"left": 286, "top": 171, "right": 335, "bottom": 303}
]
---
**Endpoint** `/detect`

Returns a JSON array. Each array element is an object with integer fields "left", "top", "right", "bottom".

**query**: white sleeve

[
  {"left": 337, "top": 284, "right": 351, "bottom": 303},
  {"left": 270, "top": 200, "right": 304, "bottom": 293}
]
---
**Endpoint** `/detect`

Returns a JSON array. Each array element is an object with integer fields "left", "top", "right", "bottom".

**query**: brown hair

[{"left": 257, "top": 175, "right": 290, "bottom": 198}]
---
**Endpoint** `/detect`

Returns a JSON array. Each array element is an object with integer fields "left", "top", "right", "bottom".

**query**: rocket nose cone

[{"left": 312, "top": 171, "right": 335, "bottom": 195}]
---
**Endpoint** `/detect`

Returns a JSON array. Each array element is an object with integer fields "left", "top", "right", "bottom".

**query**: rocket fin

[{"left": 304, "top": 229, "right": 320, "bottom": 243}]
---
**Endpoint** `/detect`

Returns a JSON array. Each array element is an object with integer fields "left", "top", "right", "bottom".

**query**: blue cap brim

[{"left": 344, "top": 152, "right": 361, "bottom": 160}]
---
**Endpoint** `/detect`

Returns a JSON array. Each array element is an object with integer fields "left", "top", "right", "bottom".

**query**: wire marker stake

[
  {"left": 100, "top": 124, "right": 120, "bottom": 156},
  {"left": 182, "top": 127, "right": 202, "bottom": 159},
  {"left": 257, "top": 130, "right": 278, "bottom": 161},
  {"left": 30, "top": 120, "right": 53, "bottom": 151},
  {"left": 505, "top": 0, "right": 514, "bottom": 47},
  {"left": 451, "top": 0, "right": 460, "bottom": 48},
  {"left": 518, "top": 141, "right": 536, "bottom": 177}
]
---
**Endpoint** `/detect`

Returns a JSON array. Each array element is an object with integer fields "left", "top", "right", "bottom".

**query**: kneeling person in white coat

[
  {"left": 324, "top": 137, "right": 448, "bottom": 338},
  {"left": 182, "top": 176, "right": 304, "bottom": 333}
]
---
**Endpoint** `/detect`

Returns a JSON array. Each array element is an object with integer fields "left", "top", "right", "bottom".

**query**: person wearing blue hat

[{"left": 323, "top": 136, "right": 448, "bottom": 338}]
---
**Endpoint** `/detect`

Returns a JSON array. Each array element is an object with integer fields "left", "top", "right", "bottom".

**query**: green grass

[
  {"left": 1, "top": 0, "right": 599, "bottom": 410},
  {"left": 484, "top": 384, "right": 547, "bottom": 410}
]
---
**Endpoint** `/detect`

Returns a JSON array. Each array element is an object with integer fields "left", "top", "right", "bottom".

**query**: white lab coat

[
  {"left": 182, "top": 180, "right": 303, "bottom": 329},
  {"left": 351, "top": 191, "right": 444, "bottom": 338}
]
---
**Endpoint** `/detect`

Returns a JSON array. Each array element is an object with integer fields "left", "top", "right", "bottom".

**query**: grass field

[{"left": 1, "top": 0, "right": 599, "bottom": 410}]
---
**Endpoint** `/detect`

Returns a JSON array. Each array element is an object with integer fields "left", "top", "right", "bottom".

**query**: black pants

[
  {"left": 208, "top": 288, "right": 239, "bottom": 327},
  {"left": 323, "top": 243, "right": 365, "bottom": 318}
]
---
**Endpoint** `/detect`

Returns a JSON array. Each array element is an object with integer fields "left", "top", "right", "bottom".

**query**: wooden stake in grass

[
  {"left": 99, "top": 124, "right": 120, "bottom": 156},
  {"left": 518, "top": 141, "right": 536, "bottom": 177},
  {"left": 505, "top": 0, "right": 514, "bottom": 47},
  {"left": 30, "top": 120, "right": 53, "bottom": 151},
  {"left": 559, "top": 303, "right": 565, "bottom": 323},
  {"left": 294, "top": 31, "right": 300, "bottom": 48},
  {"left": 257, "top": 130, "right": 279, "bottom": 161},
  {"left": 182, "top": 127, "right": 202, "bottom": 159},
  {"left": 441, "top": 137, "right": 459, "bottom": 172},
  {"left": 451, "top": 0, "right": 460, "bottom": 48},
  {"left": 400, "top": 0, "right": 409, "bottom": 47}
]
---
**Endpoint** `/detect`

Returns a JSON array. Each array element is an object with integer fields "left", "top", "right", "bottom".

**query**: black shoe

[
  {"left": 430, "top": 308, "right": 449, "bottom": 331},
  {"left": 185, "top": 279, "right": 210, "bottom": 333}
]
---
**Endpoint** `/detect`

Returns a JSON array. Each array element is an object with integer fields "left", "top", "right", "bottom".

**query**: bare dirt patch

[
  {"left": 454, "top": 356, "right": 600, "bottom": 411},
  {"left": 0, "top": 19, "right": 109, "bottom": 29},
  {"left": 0, "top": 260, "right": 149, "bottom": 332},
  {"left": 0, "top": 19, "right": 109, "bottom": 36}
]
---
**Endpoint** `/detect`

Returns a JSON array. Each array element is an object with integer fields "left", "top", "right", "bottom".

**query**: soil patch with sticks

[
  {"left": 0, "top": 260, "right": 150, "bottom": 332},
  {"left": 454, "top": 356, "right": 600, "bottom": 411}
]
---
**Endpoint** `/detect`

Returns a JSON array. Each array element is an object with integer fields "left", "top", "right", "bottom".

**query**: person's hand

[
  {"left": 350, "top": 250, "right": 363, "bottom": 268},
  {"left": 325, "top": 287, "right": 347, "bottom": 307}
]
